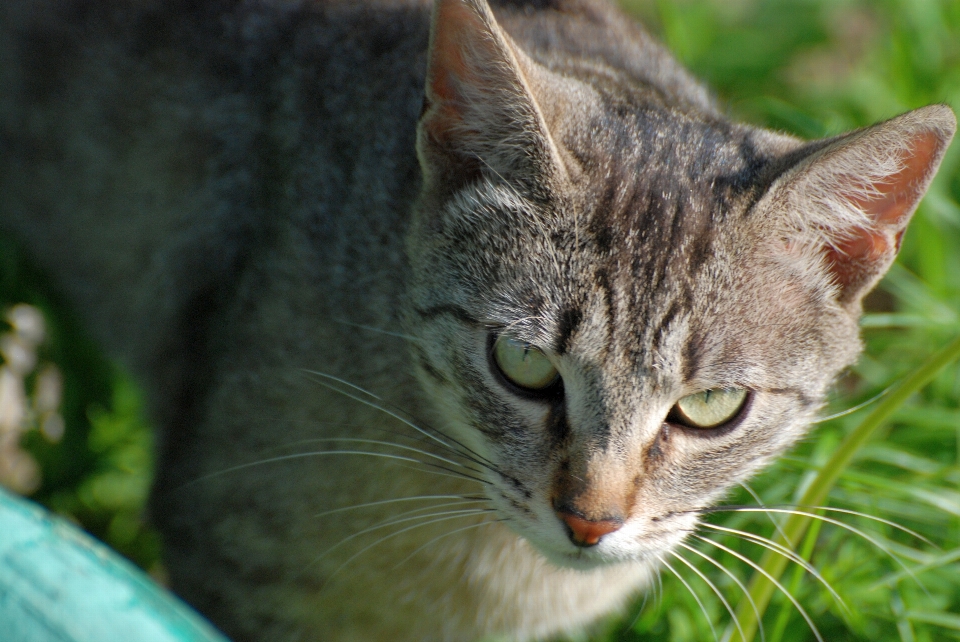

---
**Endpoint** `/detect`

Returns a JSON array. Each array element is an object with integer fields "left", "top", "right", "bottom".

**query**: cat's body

[{"left": 0, "top": 1, "right": 954, "bottom": 641}]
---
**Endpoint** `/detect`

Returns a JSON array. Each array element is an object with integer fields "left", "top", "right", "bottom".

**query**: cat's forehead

[
  {"left": 448, "top": 163, "right": 835, "bottom": 387},
  {"left": 459, "top": 111, "right": 774, "bottom": 289}
]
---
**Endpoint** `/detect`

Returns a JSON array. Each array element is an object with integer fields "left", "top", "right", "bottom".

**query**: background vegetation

[{"left": 1, "top": 0, "right": 958, "bottom": 640}]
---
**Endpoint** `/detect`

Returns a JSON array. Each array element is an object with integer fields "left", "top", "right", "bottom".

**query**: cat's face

[
  {"left": 404, "top": 0, "right": 953, "bottom": 571},
  {"left": 404, "top": 128, "right": 860, "bottom": 570}
]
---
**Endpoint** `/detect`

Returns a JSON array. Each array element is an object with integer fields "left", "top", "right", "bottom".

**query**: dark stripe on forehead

[
  {"left": 685, "top": 224, "right": 716, "bottom": 276},
  {"left": 595, "top": 267, "right": 615, "bottom": 360},
  {"left": 553, "top": 306, "right": 583, "bottom": 356},
  {"left": 681, "top": 329, "right": 704, "bottom": 383},
  {"left": 653, "top": 294, "right": 684, "bottom": 355}
]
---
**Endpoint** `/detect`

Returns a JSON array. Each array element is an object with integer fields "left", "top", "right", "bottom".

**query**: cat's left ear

[
  {"left": 418, "top": 0, "right": 561, "bottom": 191},
  {"left": 761, "top": 105, "right": 956, "bottom": 309}
]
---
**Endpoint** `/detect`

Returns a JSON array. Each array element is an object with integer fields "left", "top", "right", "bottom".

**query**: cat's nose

[{"left": 556, "top": 511, "right": 623, "bottom": 547}]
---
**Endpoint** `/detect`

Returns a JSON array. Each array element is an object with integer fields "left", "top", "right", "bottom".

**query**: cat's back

[{"left": 0, "top": 0, "right": 434, "bottom": 388}]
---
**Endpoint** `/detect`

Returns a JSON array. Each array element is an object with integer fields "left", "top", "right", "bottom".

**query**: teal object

[{"left": 0, "top": 486, "right": 230, "bottom": 642}]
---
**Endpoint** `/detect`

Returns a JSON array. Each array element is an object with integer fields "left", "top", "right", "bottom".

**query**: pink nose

[{"left": 557, "top": 512, "right": 623, "bottom": 547}]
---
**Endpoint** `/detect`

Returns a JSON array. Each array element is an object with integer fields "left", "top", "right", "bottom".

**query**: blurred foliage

[
  {"left": 1, "top": 0, "right": 959, "bottom": 640},
  {"left": 0, "top": 236, "right": 159, "bottom": 573}
]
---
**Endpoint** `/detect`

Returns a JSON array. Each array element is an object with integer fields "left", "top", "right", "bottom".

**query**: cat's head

[{"left": 404, "top": 0, "right": 956, "bottom": 569}]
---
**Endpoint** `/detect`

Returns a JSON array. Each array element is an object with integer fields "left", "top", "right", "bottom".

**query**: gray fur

[{"left": 0, "top": 0, "right": 955, "bottom": 640}]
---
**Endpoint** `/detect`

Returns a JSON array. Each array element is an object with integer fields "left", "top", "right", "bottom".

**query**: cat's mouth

[
  {"left": 514, "top": 537, "right": 608, "bottom": 570},
  {"left": 513, "top": 509, "right": 699, "bottom": 572}
]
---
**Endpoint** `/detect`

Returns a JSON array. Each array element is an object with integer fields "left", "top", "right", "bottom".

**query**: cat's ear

[
  {"left": 762, "top": 105, "right": 956, "bottom": 309},
  {"left": 418, "top": 0, "right": 559, "bottom": 190}
]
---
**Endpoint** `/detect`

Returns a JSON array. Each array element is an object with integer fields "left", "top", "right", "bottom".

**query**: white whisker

[
  {"left": 315, "top": 506, "right": 496, "bottom": 563},
  {"left": 739, "top": 482, "right": 791, "bottom": 546},
  {"left": 659, "top": 555, "right": 719, "bottom": 642},
  {"left": 333, "top": 319, "right": 421, "bottom": 343},
  {"left": 813, "top": 385, "right": 892, "bottom": 423},
  {"left": 313, "top": 494, "right": 487, "bottom": 519},
  {"left": 805, "top": 506, "right": 932, "bottom": 547},
  {"left": 670, "top": 549, "right": 745, "bottom": 642},
  {"left": 302, "top": 370, "right": 500, "bottom": 473},
  {"left": 707, "top": 507, "right": 925, "bottom": 586},
  {"left": 391, "top": 517, "right": 503, "bottom": 570},
  {"left": 290, "top": 437, "right": 484, "bottom": 476},
  {"left": 677, "top": 541, "right": 765, "bottom": 642},
  {"left": 694, "top": 534, "right": 824, "bottom": 642},
  {"left": 316, "top": 510, "right": 496, "bottom": 593},
  {"left": 177, "top": 450, "right": 486, "bottom": 491},
  {"left": 700, "top": 522, "right": 846, "bottom": 614}
]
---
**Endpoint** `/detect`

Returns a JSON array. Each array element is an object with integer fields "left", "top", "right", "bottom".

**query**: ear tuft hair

[
  {"left": 417, "top": 0, "right": 556, "bottom": 189},
  {"left": 764, "top": 105, "right": 956, "bottom": 307}
]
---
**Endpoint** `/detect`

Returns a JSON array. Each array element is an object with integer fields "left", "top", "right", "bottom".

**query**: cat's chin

[{"left": 527, "top": 539, "right": 642, "bottom": 572}]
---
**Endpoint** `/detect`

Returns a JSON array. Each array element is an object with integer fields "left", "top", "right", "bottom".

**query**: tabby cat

[{"left": 0, "top": 0, "right": 954, "bottom": 640}]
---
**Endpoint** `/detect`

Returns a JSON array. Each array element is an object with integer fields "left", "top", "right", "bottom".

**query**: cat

[{"left": 0, "top": 0, "right": 955, "bottom": 640}]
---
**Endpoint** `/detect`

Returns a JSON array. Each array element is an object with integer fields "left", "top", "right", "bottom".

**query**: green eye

[
  {"left": 492, "top": 336, "right": 559, "bottom": 391},
  {"left": 671, "top": 388, "right": 748, "bottom": 429}
]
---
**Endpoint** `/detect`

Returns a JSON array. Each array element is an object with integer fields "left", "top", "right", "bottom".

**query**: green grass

[{"left": 1, "top": 0, "right": 959, "bottom": 641}]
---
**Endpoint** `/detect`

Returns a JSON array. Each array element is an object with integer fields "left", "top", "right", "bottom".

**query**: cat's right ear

[
  {"left": 759, "top": 105, "right": 956, "bottom": 311},
  {"left": 418, "top": 0, "right": 559, "bottom": 191}
]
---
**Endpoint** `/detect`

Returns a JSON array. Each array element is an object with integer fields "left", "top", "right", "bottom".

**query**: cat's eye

[
  {"left": 492, "top": 336, "right": 559, "bottom": 391},
  {"left": 670, "top": 388, "right": 748, "bottom": 429}
]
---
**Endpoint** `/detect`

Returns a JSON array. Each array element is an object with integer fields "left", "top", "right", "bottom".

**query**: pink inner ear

[
  {"left": 825, "top": 131, "right": 940, "bottom": 294},
  {"left": 423, "top": 0, "right": 491, "bottom": 143},
  {"left": 428, "top": 3, "right": 472, "bottom": 104}
]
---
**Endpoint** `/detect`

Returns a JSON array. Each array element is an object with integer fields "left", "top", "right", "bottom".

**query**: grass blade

[{"left": 730, "top": 333, "right": 960, "bottom": 642}]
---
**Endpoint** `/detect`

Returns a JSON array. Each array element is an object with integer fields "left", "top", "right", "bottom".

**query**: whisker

[
  {"left": 313, "top": 494, "right": 488, "bottom": 519},
  {"left": 302, "top": 370, "right": 500, "bottom": 473},
  {"left": 804, "top": 506, "right": 934, "bottom": 548},
  {"left": 739, "top": 482, "right": 791, "bottom": 546},
  {"left": 177, "top": 450, "right": 487, "bottom": 491},
  {"left": 703, "top": 507, "right": 927, "bottom": 586},
  {"left": 333, "top": 319, "right": 421, "bottom": 343},
  {"left": 625, "top": 586, "right": 651, "bottom": 632},
  {"left": 700, "top": 523, "right": 847, "bottom": 614},
  {"left": 302, "top": 369, "right": 385, "bottom": 401},
  {"left": 659, "top": 555, "right": 719, "bottom": 642},
  {"left": 268, "top": 424, "right": 476, "bottom": 465},
  {"left": 813, "top": 385, "right": 892, "bottom": 423},
  {"left": 694, "top": 534, "right": 824, "bottom": 642},
  {"left": 677, "top": 541, "right": 765, "bottom": 642},
  {"left": 243, "top": 421, "right": 507, "bottom": 493},
  {"left": 177, "top": 450, "right": 417, "bottom": 489},
  {"left": 393, "top": 463, "right": 491, "bottom": 485},
  {"left": 315, "top": 506, "right": 496, "bottom": 563},
  {"left": 316, "top": 509, "right": 496, "bottom": 594},
  {"left": 655, "top": 566, "right": 664, "bottom": 611},
  {"left": 288, "top": 437, "right": 484, "bottom": 476},
  {"left": 704, "top": 505, "right": 933, "bottom": 547},
  {"left": 670, "top": 549, "right": 745, "bottom": 642},
  {"left": 391, "top": 517, "right": 504, "bottom": 570}
]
